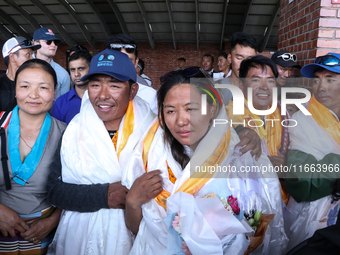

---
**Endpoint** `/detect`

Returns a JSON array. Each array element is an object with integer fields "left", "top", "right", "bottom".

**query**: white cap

[{"left": 2, "top": 37, "right": 41, "bottom": 58}]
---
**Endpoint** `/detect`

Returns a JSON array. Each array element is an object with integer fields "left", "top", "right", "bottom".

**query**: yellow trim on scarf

[
  {"left": 176, "top": 126, "right": 231, "bottom": 195},
  {"left": 308, "top": 95, "right": 340, "bottom": 145},
  {"left": 142, "top": 122, "right": 231, "bottom": 209},
  {"left": 225, "top": 100, "right": 281, "bottom": 156},
  {"left": 142, "top": 121, "right": 172, "bottom": 210},
  {"left": 111, "top": 100, "right": 134, "bottom": 159}
]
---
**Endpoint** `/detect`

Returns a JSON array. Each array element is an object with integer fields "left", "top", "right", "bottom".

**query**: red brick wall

[
  {"left": 278, "top": 0, "right": 320, "bottom": 67},
  {"left": 138, "top": 43, "right": 222, "bottom": 89},
  {"left": 278, "top": 0, "right": 340, "bottom": 67}
]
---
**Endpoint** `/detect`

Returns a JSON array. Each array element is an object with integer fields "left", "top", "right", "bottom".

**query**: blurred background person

[
  {"left": 52, "top": 50, "right": 92, "bottom": 124},
  {"left": 0, "top": 37, "right": 40, "bottom": 111},
  {"left": 137, "top": 58, "right": 152, "bottom": 87},
  {"left": 213, "top": 51, "right": 231, "bottom": 82},
  {"left": 201, "top": 53, "right": 214, "bottom": 77},
  {"left": 33, "top": 27, "right": 70, "bottom": 99},
  {"left": 176, "top": 57, "right": 186, "bottom": 70}
]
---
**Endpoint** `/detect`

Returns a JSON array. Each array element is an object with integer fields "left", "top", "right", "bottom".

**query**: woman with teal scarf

[{"left": 0, "top": 59, "right": 66, "bottom": 254}]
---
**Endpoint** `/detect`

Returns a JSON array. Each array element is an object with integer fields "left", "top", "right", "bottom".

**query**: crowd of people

[{"left": 0, "top": 27, "right": 339, "bottom": 255}]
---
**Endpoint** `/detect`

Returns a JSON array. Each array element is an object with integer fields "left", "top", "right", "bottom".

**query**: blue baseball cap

[
  {"left": 81, "top": 48, "right": 137, "bottom": 82},
  {"left": 301, "top": 52, "right": 340, "bottom": 78},
  {"left": 33, "top": 27, "right": 61, "bottom": 42}
]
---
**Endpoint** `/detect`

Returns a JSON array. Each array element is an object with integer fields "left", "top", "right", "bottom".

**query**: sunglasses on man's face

[
  {"left": 110, "top": 43, "right": 136, "bottom": 54},
  {"left": 41, "top": 40, "right": 60, "bottom": 46}
]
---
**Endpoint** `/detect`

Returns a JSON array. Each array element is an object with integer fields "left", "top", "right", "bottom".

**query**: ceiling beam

[
  {"left": 57, "top": 0, "right": 97, "bottom": 48},
  {"left": 85, "top": 0, "right": 111, "bottom": 37},
  {"left": 136, "top": 0, "right": 155, "bottom": 49},
  {"left": 259, "top": 2, "right": 280, "bottom": 52},
  {"left": 219, "top": 0, "right": 230, "bottom": 50},
  {"left": 5, "top": 0, "right": 40, "bottom": 30},
  {"left": 241, "top": 0, "right": 254, "bottom": 32},
  {"left": 30, "top": 0, "right": 76, "bottom": 46},
  {"left": 195, "top": 0, "right": 199, "bottom": 50},
  {"left": 107, "top": 0, "right": 129, "bottom": 35},
  {"left": 165, "top": 0, "right": 177, "bottom": 50},
  {"left": 0, "top": 9, "right": 32, "bottom": 40},
  {"left": 0, "top": 24, "right": 15, "bottom": 40}
]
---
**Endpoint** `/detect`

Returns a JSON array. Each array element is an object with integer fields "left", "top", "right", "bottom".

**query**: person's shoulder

[
  {"left": 51, "top": 116, "right": 67, "bottom": 132},
  {"left": 51, "top": 60, "right": 69, "bottom": 75},
  {"left": 138, "top": 83, "right": 156, "bottom": 92},
  {"left": 0, "top": 75, "right": 13, "bottom": 84},
  {"left": 0, "top": 75, "right": 6, "bottom": 86},
  {"left": 55, "top": 90, "right": 70, "bottom": 102}
]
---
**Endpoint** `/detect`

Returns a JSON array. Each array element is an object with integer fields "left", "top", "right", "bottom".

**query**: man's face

[
  {"left": 242, "top": 65, "right": 276, "bottom": 110},
  {"left": 217, "top": 56, "right": 230, "bottom": 73},
  {"left": 178, "top": 60, "right": 185, "bottom": 69},
  {"left": 312, "top": 69, "right": 340, "bottom": 117},
  {"left": 88, "top": 74, "right": 138, "bottom": 130},
  {"left": 276, "top": 64, "right": 293, "bottom": 86},
  {"left": 120, "top": 48, "right": 138, "bottom": 69},
  {"left": 69, "top": 58, "right": 90, "bottom": 86},
  {"left": 12, "top": 48, "right": 33, "bottom": 69},
  {"left": 136, "top": 65, "right": 141, "bottom": 76},
  {"left": 34, "top": 40, "right": 58, "bottom": 58},
  {"left": 228, "top": 45, "right": 256, "bottom": 78},
  {"left": 202, "top": 56, "right": 213, "bottom": 72}
]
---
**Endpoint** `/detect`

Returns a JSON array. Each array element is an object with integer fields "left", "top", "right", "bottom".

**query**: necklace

[
  {"left": 20, "top": 125, "right": 42, "bottom": 139},
  {"left": 20, "top": 135, "right": 32, "bottom": 149}
]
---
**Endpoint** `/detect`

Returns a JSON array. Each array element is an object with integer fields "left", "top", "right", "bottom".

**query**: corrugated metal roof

[{"left": 0, "top": 0, "right": 280, "bottom": 51}]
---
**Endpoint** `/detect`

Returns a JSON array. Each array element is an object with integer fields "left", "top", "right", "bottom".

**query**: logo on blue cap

[{"left": 97, "top": 53, "right": 115, "bottom": 67}]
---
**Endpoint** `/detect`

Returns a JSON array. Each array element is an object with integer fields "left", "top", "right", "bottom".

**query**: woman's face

[
  {"left": 16, "top": 67, "right": 55, "bottom": 116},
  {"left": 163, "top": 83, "right": 216, "bottom": 150}
]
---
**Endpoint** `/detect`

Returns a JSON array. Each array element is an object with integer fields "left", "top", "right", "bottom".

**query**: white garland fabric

[
  {"left": 48, "top": 91, "right": 155, "bottom": 255},
  {"left": 123, "top": 107, "right": 287, "bottom": 255}
]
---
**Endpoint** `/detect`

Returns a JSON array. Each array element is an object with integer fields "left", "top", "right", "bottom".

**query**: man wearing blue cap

[
  {"left": 47, "top": 49, "right": 155, "bottom": 254},
  {"left": 283, "top": 53, "right": 340, "bottom": 251},
  {"left": 33, "top": 27, "right": 70, "bottom": 99}
]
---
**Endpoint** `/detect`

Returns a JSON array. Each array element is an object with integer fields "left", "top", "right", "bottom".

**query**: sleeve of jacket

[
  {"left": 47, "top": 135, "right": 110, "bottom": 212},
  {"left": 284, "top": 149, "right": 340, "bottom": 202}
]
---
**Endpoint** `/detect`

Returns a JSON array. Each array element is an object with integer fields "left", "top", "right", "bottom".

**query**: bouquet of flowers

[{"left": 171, "top": 192, "right": 254, "bottom": 255}]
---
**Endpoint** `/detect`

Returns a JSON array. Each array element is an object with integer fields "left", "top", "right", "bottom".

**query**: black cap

[{"left": 271, "top": 50, "right": 301, "bottom": 69}]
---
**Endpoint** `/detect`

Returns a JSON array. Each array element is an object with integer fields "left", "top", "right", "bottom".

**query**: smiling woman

[{"left": 0, "top": 59, "right": 66, "bottom": 255}]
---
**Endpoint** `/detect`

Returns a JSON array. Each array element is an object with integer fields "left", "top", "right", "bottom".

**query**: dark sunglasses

[
  {"left": 20, "top": 40, "right": 32, "bottom": 46},
  {"left": 42, "top": 40, "right": 60, "bottom": 46},
  {"left": 315, "top": 54, "right": 340, "bottom": 66},
  {"left": 8, "top": 40, "right": 32, "bottom": 54},
  {"left": 110, "top": 43, "right": 136, "bottom": 54},
  {"left": 160, "top": 66, "right": 206, "bottom": 85}
]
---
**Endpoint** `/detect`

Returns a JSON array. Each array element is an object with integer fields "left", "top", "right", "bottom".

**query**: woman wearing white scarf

[
  {"left": 48, "top": 90, "right": 155, "bottom": 255},
  {"left": 123, "top": 68, "right": 287, "bottom": 255}
]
